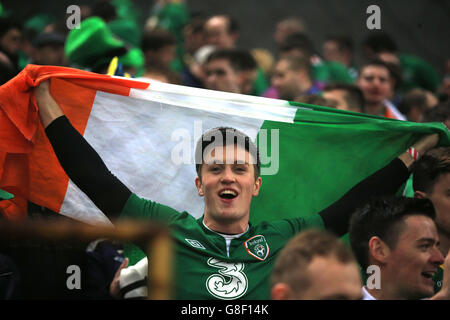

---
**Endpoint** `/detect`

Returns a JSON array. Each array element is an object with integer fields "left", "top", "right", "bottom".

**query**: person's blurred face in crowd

[
  {"left": 298, "top": 255, "right": 362, "bottom": 300},
  {"left": 0, "top": 27, "right": 22, "bottom": 55},
  {"left": 322, "top": 89, "right": 351, "bottom": 111},
  {"left": 204, "top": 58, "right": 240, "bottom": 93},
  {"left": 379, "top": 215, "right": 444, "bottom": 299},
  {"left": 415, "top": 173, "right": 450, "bottom": 240},
  {"left": 357, "top": 65, "right": 392, "bottom": 105},
  {"left": 33, "top": 44, "right": 66, "bottom": 66},
  {"left": 204, "top": 16, "right": 236, "bottom": 49},
  {"left": 238, "top": 69, "right": 257, "bottom": 95},
  {"left": 272, "top": 59, "right": 301, "bottom": 101},
  {"left": 146, "top": 44, "right": 176, "bottom": 69}
]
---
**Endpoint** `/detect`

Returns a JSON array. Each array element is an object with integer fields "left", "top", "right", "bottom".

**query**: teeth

[{"left": 221, "top": 190, "right": 237, "bottom": 196}]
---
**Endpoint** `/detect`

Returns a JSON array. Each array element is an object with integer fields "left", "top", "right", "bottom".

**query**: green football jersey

[{"left": 121, "top": 193, "right": 324, "bottom": 300}]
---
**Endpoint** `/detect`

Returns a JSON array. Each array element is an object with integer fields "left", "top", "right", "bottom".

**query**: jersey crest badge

[{"left": 244, "top": 235, "right": 269, "bottom": 261}]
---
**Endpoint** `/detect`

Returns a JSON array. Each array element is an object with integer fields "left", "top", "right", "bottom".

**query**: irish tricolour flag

[{"left": 0, "top": 65, "right": 449, "bottom": 224}]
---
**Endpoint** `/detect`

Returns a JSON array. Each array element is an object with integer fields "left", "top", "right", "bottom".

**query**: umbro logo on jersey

[
  {"left": 185, "top": 238, "right": 206, "bottom": 249},
  {"left": 244, "top": 235, "right": 269, "bottom": 261}
]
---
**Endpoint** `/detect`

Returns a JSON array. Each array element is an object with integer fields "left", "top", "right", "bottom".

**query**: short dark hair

[
  {"left": 206, "top": 48, "right": 257, "bottom": 72},
  {"left": 0, "top": 18, "right": 22, "bottom": 39},
  {"left": 412, "top": 147, "right": 450, "bottom": 194},
  {"left": 362, "top": 32, "right": 398, "bottom": 54},
  {"left": 358, "top": 59, "right": 392, "bottom": 79},
  {"left": 278, "top": 55, "right": 311, "bottom": 74},
  {"left": 423, "top": 100, "right": 450, "bottom": 124},
  {"left": 141, "top": 28, "right": 175, "bottom": 52},
  {"left": 349, "top": 196, "right": 436, "bottom": 270},
  {"left": 323, "top": 83, "right": 365, "bottom": 112},
  {"left": 325, "top": 35, "right": 354, "bottom": 52},
  {"left": 271, "top": 229, "right": 356, "bottom": 291},
  {"left": 279, "top": 32, "right": 316, "bottom": 58},
  {"left": 398, "top": 88, "right": 430, "bottom": 116},
  {"left": 195, "top": 127, "right": 260, "bottom": 180}
]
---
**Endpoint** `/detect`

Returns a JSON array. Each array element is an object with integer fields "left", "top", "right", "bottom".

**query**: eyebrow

[
  {"left": 416, "top": 238, "right": 439, "bottom": 246},
  {"left": 208, "top": 160, "right": 250, "bottom": 165}
]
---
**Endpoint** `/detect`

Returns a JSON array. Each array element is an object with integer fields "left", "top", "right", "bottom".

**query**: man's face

[
  {"left": 205, "top": 16, "right": 235, "bottom": 49},
  {"left": 34, "top": 45, "right": 66, "bottom": 66},
  {"left": 322, "top": 89, "right": 352, "bottom": 111},
  {"left": 357, "top": 66, "right": 392, "bottom": 105},
  {"left": 384, "top": 215, "right": 444, "bottom": 299},
  {"left": 238, "top": 69, "right": 257, "bottom": 95},
  {"left": 195, "top": 144, "right": 261, "bottom": 231},
  {"left": 426, "top": 173, "right": 450, "bottom": 235},
  {"left": 204, "top": 58, "right": 240, "bottom": 93},
  {"left": 323, "top": 40, "right": 341, "bottom": 63},
  {"left": 0, "top": 28, "right": 22, "bottom": 55},
  {"left": 298, "top": 255, "right": 363, "bottom": 300},
  {"left": 272, "top": 60, "right": 300, "bottom": 101}
]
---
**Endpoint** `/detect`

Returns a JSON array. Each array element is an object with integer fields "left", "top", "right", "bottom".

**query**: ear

[
  {"left": 368, "top": 236, "right": 390, "bottom": 266},
  {"left": 252, "top": 177, "right": 262, "bottom": 197},
  {"left": 271, "top": 283, "right": 292, "bottom": 300},
  {"left": 195, "top": 177, "right": 204, "bottom": 197},
  {"left": 414, "top": 190, "right": 427, "bottom": 199}
]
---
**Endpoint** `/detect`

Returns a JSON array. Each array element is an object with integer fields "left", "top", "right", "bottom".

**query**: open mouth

[
  {"left": 219, "top": 189, "right": 238, "bottom": 200},
  {"left": 421, "top": 271, "right": 435, "bottom": 280}
]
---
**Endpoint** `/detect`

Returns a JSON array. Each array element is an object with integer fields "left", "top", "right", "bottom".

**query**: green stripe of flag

[{"left": 250, "top": 101, "right": 449, "bottom": 223}]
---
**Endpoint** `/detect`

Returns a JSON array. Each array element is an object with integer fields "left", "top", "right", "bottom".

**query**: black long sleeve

[
  {"left": 318, "top": 158, "right": 410, "bottom": 236},
  {"left": 45, "top": 116, "right": 132, "bottom": 219}
]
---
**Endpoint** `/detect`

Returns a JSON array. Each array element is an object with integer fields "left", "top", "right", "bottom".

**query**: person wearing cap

[
  {"left": 65, "top": 16, "right": 127, "bottom": 74},
  {"left": 30, "top": 32, "right": 66, "bottom": 66}
]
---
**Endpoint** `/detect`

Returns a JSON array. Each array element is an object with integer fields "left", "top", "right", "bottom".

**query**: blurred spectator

[
  {"left": 398, "top": 88, "right": 439, "bottom": 122},
  {"left": 273, "top": 17, "right": 306, "bottom": 47},
  {"left": 423, "top": 100, "right": 450, "bottom": 129},
  {"left": 65, "top": 16, "right": 127, "bottom": 74},
  {"left": 349, "top": 196, "right": 449, "bottom": 300},
  {"left": 413, "top": 147, "right": 450, "bottom": 259},
  {"left": 437, "top": 59, "right": 450, "bottom": 101},
  {"left": 180, "top": 14, "right": 207, "bottom": 88},
  {"left": 294, "top": 94, "right": 334, "bottom": 107},
  {"left": 141, "top": 64, "right": 181, "bottom": 84},
  {"left": 203, "top": 48, "right": 257, "bottom": 94},
  {"left": 142, "top": 28, "right": 176, "bottom": 71},
  {"left": 362, "top": 32, "right": 440, "bottom": 94},
  {"left": 323, "top": 35, "right": 357, "bottom": 80},
  {"left": 203, "top": 14, "right": 269, "bottom": 95},
  {"left": 30, "top": 32, "right": 66, "bottom": 66},
  {"left": 269, "top": 56, "right": 324, "bottom": 100},
  {"left": 0, "top": 17, "right": 22, "bottom": 74},
  {"left": 146, "top": 0, "right": 189, "bottom": 73},
  {"left": 204, "top": 14, "right": 240, "bottom": 49},
  {"left": 322, "top": 83, "right": 365, "bottom": 113},
  {"left": 271, "top": 229, "right": 362, "bottom": 300},
  {"left": 279, "top": 33, "right": 353, "bottom": 85},
  {"left": 356, "top": 59, "right": 405, "bottom": 120}
]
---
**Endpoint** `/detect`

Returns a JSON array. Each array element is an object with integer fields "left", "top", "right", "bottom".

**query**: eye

[{"left": 234, "top": 165, "right": 248, "bottom": 173}]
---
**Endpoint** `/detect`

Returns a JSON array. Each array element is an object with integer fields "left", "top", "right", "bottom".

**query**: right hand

[
  {"left": 109, "top": 258, "right": 129, "bottom": 299},
  {"left": 412, "top": 133, "right": 439, "bottom": 155}
]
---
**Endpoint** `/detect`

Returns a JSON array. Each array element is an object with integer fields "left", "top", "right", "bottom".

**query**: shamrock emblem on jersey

[{"left": 244, "top": 235, "right": 270, "bottom": 261}]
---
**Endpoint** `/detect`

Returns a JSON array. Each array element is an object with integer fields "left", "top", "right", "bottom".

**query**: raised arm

[
  {"left": 318, "top": 133, "right": 440, "bottom": 236},
  {"left": 35, "top": 80, "right": 132, "bottom": 219}
]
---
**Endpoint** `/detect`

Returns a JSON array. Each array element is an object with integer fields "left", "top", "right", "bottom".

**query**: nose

[
  {"left": 220, "top": 166, "right": 236, "bottom": 183},
  {"left": 430, "top": 247, "right": 445, "bottom": 266}
]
